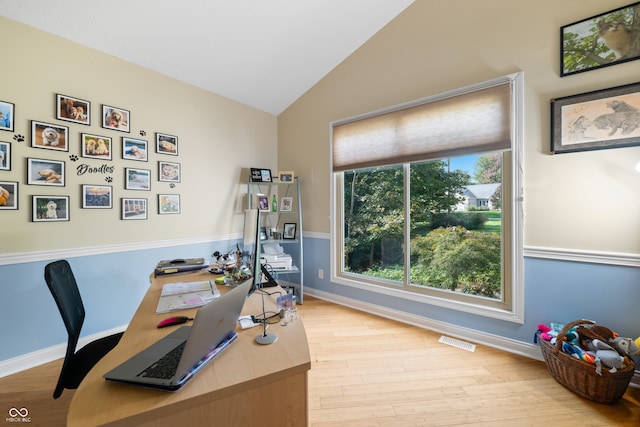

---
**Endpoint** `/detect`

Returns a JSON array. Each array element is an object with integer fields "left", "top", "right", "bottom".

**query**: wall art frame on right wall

[
  {"left": 551, "top": 81, "right": 640, "bottom": 154},
  {"left": 561, "top": 2, "right": 640, "bottom": 77}
]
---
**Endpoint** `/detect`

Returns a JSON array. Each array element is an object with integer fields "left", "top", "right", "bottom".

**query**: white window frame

[{"left": 330, "top": 72, "right": 524, "bottom": 323}]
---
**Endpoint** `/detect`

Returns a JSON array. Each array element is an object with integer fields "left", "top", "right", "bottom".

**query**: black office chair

[{"left": 44, "top": 260, "right": 123, "bottom": 398}]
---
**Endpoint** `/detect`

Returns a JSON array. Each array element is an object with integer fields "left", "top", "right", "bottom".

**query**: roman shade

[{"left": 332, "top": 80, "right": 512, "bottom": 172}]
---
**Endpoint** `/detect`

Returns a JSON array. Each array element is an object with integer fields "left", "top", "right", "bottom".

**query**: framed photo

[
  {"left": 31, "top": 121, "right": 69, "bottom": 151},
  {"left": 156, "top": 133, "right": 178, "bottom": 155},
  {"left": 27, "top": 158, "right": 65, "bottom": 186},
  {"left": 283, "top": 223, "right": 297, "bottom": 240},
  {"left": 56, "top": 94, "right": 90, "bottom": 125},
  {"left": 0, "top": 100, "right": 14, "bottom": 132},
  {"left": 81, "top": 133, "right": 112, "bottom": 160},
  {"left": 158, "top": 194, "right": 180, "bottom": 214},
  {"left": 278, "top": 170, "right": 295, "bottom": 182},
  {"left": 551, "top": 81, "right": 640, "bottom": 154},
  {"left": 122, "top": 137, "right": 148, "bottom": 161},
  {"left": 280, "top": 196, "right": 293, "bottom": 212},
  {"left": 250, "top": 168, "right": 272, "bottom": 182},
  {"left": 0, "top": 181, "right": 18, "bottom": 210},
  {"left": 102, "top": 105, "right": 130, "bottom": 132},
  {"left": 159, "top": 161, "right": 181, "bottom": 182},
  {"left": 82, "top": 185, "right": 112, "bottom": 209},
  {"left": 257, "top": 194, "right": 269, "bottom": 211},
  {"left": 121, "top": 197, "right": 147, "bottom": 220},
  {"left": 0, "top": 141, "right": 11, "bottom": 170},
  {"left": 32, "top": 195, "right": 69, "bottom": 222},
  {"left": 125, "top": 167, "right": 151, "bottom": 190},
  {"left": 561, "top": 2, "right": 640, "bottom": 77}
]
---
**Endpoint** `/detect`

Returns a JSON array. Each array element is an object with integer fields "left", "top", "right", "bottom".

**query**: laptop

[{"left": 104, "top": 279, "right": 252, "bottom": 391}]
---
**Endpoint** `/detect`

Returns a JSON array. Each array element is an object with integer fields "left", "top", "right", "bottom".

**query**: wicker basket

[{"left": 537, "top": 319, "right": 636, "bottom": 404}]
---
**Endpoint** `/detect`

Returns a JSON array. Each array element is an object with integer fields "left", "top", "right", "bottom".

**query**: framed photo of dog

[
  {"left": 82, "top": 185, "right": 112, "bottom": 209},
  {"left": 561, "top": 2, "right": 640, "bottom": 77},
  {"left": 121, "top": 197, "right": 148, "bottom": 220},
  {"left": 32, "top": 195, "right": 69, "bottom": 222},
  {"left": 158, "top": 194, "right": 180, "bottom": 214},
  {"left": 551, "top": 81, "right": 640, "bottom": 154},
  {"left": 125, "top": 167, "right": 151, "bottom": 190},
  {"left": 56, "top": 94, "right": 90, "bottom": 125},
  {"left": 0, "top": 141, "right": 11, "bottom": 171},
  {"left": 0, "top": 100, "right": 14, "bottom": 132},
  {"left": 81, "top": 134, "right": 112, "bottom": 160},
  {"left": 0, "top": 181, "right": 18, "bottom": 210},
  {"left": 122, "top": 137, "right": 148, "bottom": 161},
  {"left": 27, "top": 158, "right": 65, "bottom": 187},
  {"left": 159, "top": 161, "right": 181, "bottom": 182},
  {"left": 102, "top": 105, "right": 130, "bottom": 132},
  {"left": 156, "top": 133, "right": 178, "bottom": 155},
  {"left": 31, "top": 121, "right": 69, "bottom": 152}
]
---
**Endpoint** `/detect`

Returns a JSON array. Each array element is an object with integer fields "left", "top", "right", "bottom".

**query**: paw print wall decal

[
  {"left": 140, "top": 130, "right": 146, "bottom": 136},
  {"left": 13, "top": 134, "right": 24, "bottom": 143},
  {"left": 170, "top": 183, "right": 176, "bottom": 189},
  {"left": 105, "top": 176, "right": 113, "bottom": 183},
  {"left": 69, "top": 154, "right": 78, "bottom": 161}
]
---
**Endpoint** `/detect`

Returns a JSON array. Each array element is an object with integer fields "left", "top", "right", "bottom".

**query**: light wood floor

[{"left": 2, "top": 296, "right": 639, "bottom": 426}]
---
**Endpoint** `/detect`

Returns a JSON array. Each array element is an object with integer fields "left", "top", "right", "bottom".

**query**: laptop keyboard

[{"left": 138, "top": 341, "right": 186, "bottom": 379}]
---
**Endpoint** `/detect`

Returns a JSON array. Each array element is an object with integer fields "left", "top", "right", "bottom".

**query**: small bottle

[{"left": 272, "top": 194, "right": 277, "bottom": 212}]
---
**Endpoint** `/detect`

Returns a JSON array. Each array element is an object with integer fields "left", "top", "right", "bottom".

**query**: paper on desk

[{"left": 156, "top": 280, "right": 220, "bottom": 314}]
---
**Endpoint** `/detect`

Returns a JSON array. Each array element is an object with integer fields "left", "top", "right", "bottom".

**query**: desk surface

[{"left": 67, "top": 270, "right": 311, "bottom": 427}]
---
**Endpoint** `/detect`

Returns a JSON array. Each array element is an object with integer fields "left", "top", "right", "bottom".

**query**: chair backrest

[{"left": 44, "top": 260, "right": 85, "bottom": 349}]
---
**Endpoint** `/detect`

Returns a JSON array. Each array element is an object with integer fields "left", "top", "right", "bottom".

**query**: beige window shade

[{"left": 333, "top": 81, "right": 512, "bottom": 172}]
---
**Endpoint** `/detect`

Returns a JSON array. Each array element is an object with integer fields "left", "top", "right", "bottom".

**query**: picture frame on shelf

[
  {"left": 31, "top": 121, "right": 69, "bottom": 152},
  {"left": 102, "top": 105, "right": 130, "bottom": 132},
  {"left": 551, "top": 81, "right": 640, "bottom": 154},
  {"left": 32, "top": 195, "right": 69, "bottom": 222},
  {"left": 56, "top": 94, "right": 90, "bottom": 125},
  {"left": 158, "top": 194, "right": 180, "bottom": 214},
  {"left": 0, "top": 100, "right": 15, "bottom": 132},
  {"left": 27, "top": 158, "right": 65, "bottom": 187},
  {"left": 0, "top": 181, "right": 18, "bottom": 210},
  {"left": 283, "top": 223, "right": 297, "bottom": 240},
  {"left": 561, "top": 2, "right": 640, "bottom": 77},
  {"left": 125, "top": 167, "right": 151, "bottom": 190},
  {"left": 121, "top": 197, "right": 147, "bottom": 220},
  {"left": 278, "top": 170, "right": 295, "bottom": 182},
  {"left": 0, "top": 141, "right": 11, "bottom": 170},
  {"left": 159, "top": 161, "right": 181, "bottom": 182},
  {"left": 81, "top": 133, "right": 112, "bottom": 160},
  {"left": 257, "top": 194, "right": 269, "bottom": 211},
  {"left": 250, "top": 168, "right": 272, "bottom": 182},
  {"left": 280, "top": 196, "right": 293, "bottom": 212},
  {"left": 122, "top": 137, "right": 148, "bottom": 161},
  {"left": 82, "top": 184, "right": 112, "bottom": 209},
  {"left": 156, "top": 133, "right": 178, "bottom": 155}
]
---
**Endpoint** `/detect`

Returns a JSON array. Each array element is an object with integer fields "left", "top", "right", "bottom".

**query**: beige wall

[
  {"left": 0, "top": 17, "right": 277, "bottom": 254},
  {"left": 278, "top": 0, "right": 640, "bottom": 254}
]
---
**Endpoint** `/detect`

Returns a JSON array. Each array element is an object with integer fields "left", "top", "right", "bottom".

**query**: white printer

[{"left": 261, "top": 242, "right": 293, "bottom": 270}]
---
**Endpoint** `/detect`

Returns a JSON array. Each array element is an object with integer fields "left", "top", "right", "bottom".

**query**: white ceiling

[{"left": 0, "top": 0, "right": 414, "bottom": 115}]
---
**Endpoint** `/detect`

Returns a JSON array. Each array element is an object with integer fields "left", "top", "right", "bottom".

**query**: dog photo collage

[{"left": 0, "top": 94, "right": 181, "bottom": 221}]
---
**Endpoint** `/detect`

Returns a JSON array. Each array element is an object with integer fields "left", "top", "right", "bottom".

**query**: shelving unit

[{"left": 247, "top": 176, "right": 303, "bottom": 303}]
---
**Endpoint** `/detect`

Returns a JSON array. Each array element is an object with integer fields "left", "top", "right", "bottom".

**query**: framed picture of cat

[
  {"left": 550, "top": 81, "right": 640, "bottom": 154},
  {"left": 560, "top": 2, "right": 640, "bottom": 77}
]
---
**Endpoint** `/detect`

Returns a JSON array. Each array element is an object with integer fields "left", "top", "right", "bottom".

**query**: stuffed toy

[
  {"left": 611, "top": 336, "right": 640, "bottom": 357},
  {"left": 583, "top": 339, "right": 624, "bottom": 375},
  {"left": 636, "top": 337, "right": 640, "bottom": 351},
  {"left": 562, "top": 341, "right": 595, "bottom": 364}
]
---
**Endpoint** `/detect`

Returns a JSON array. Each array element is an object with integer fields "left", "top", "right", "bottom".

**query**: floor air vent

[{"left": 438, "top": 335, "right": 476, "bottom": 352}]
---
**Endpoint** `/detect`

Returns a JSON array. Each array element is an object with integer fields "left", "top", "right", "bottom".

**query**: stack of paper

[{"left": 155, "top": 280, "right": 220, "bottom": 314}]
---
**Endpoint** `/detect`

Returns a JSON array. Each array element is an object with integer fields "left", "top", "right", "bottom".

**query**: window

[{"left": 331, "top": 73, "right": 523, "bottom": 323}]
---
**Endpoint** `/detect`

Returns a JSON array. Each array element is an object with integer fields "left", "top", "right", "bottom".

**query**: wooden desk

[{"left": 67, "top": 271, "right": 311, "bottom": 426}]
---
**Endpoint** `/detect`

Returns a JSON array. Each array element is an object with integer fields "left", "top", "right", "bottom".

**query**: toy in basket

[{"left": 536, "top": 319, "right": 636, "bottom": 404}]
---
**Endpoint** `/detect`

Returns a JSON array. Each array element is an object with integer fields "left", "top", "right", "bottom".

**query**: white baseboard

[
  {"left": 0, "top": 325, "right": 127, "bottom": 378},
  {"left": 305, "top": 288, "right": 544, "bottom": 361}
]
